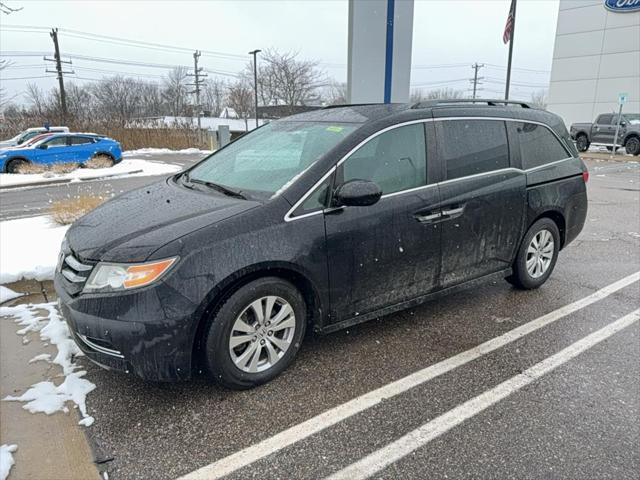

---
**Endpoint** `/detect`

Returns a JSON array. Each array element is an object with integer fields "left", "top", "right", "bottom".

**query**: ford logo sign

[{"left": 604, "top": 0, "right": 640, "bottom": 12}]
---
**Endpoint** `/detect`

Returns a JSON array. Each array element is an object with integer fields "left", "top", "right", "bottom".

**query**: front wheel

[
  {"left": 575, "top": 134, "right": 590, "bottom": 153},
  {"left": 506, "top": 218, "right": 560, "bottom": 290},
  {"left": 625, "top": 136, "right": 640, "bottom": 156},
  {"left": 5, "top": 158, "right": 28, "bottom": 173},
  {"left": 203, "top": 277, "right": 307, "bottom": 389}
]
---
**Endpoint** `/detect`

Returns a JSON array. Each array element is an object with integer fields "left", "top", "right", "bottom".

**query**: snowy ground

[
  {"left": 0, "top": 286, "right": 23, "bottom": 304},
  {"left": 0, "top": 444, "right": 17, "bottom": 480},
  {"left": 122, "top": 147, "right": 213, "bottom": 157},
  {"left": 0, "top": 216, "right": 69, "bottom": 284},
  {"left": 0, "top": 158, "right": 182, "bottom": 188}
]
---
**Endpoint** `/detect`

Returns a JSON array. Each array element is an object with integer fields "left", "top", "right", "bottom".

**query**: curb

[{"left": 0, "top": 169, "right": 144, "bottom": 190}]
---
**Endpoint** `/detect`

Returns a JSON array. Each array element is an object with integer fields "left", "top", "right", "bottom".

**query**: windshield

[
  {"left": 18, "top": 131, "right": 44, "bottom": 144},
  {"left": 187, "top": 121, "right": 358, "bottom": 199},
  {"left": 623, "top": 114, "right": 640, "bottom": 125}
]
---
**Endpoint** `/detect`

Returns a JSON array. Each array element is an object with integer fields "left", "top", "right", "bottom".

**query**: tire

[
  {"left": 5, "top": 158, "right": 28, "bottom": 174},
  {"left": 625, "top": 136, "right": 640, "bottom": 156},
  {"left": 203, "top": 277, "right": 307, "bottom": 389},
  {"left": 575, "top": 134, "right": 590, "bottom": 153},
  {"left": 506, "top": 218, "right": 560, "bottom": 290}
]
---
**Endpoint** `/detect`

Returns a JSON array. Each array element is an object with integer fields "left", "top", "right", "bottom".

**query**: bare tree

[
  {"left": 410, "top": 87, "right": 465, "bottom": 102},
  {"left": 202, "top": 78, "right": 226, "bottom": 117},
  {"left": 25, "top": 83, "right": 50, "bottom": 118},
  {"left": 91, "top": 76, "right": 144, "bottom": 125},
  {"left": 0, "top": 60, "right": 15, "bottom": 108},
  {"left": 324, "top": 81, "right": 347, "bottom": 105},
  {"left": 227, "top": 79, "right": 253, "bottom": 130},
  {"left": 243, "top": 49, "right": 325, "bottom": 114},
  {"left": 529, "top": 89, "right": 548, "bottom": 109},
  {"left": 162, "top": 67, "right": 190, "bottom": 117}
]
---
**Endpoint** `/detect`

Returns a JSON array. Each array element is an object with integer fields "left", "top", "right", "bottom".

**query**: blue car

[{"left": 0, "top": 133, "right": 123, "bottom": 173}]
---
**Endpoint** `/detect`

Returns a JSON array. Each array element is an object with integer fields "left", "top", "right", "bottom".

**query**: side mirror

[
  {"left": 334, "top": 179, "right": 382, "bottom": 207},
  {"left": 620, "top": 121, "right": 627, "bottom": 128},
  {"left": 38, "top": 144, "right": 48, "bottom": 150}
]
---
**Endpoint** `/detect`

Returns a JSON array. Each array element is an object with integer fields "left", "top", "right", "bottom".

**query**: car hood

[{"left": 67, "top": 178, "right": 260, "bottom": 262}]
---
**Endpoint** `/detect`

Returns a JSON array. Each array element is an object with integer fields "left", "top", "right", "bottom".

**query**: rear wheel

[
  {"left": 575, "top": 134, "right": 590, "bottom": 153},
  {"left": 506, "top": 218, "right": 560, "bottom": 290},
  {"left": 203, "top": 277, "right": 307, "bottom": 389},
  {"left": 5, "top": 158, "right": 28, "bottom": 173},
  {"left": 625, "top": 136, "right": 640, "bottom": 156}
]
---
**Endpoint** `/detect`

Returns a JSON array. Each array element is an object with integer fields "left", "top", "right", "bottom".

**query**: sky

[{"left": 0, "top": 0, "right": 560, "bottom": 105}]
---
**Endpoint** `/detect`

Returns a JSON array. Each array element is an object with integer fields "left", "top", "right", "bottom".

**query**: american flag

[{"left": 503, "top": 0, "right": 516, "bottom": 44}]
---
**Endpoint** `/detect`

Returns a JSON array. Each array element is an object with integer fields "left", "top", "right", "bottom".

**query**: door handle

[
  {"left": 414, "top": 212, "right": 442, "bottom": 223},
  {"left": 441, "top": 206, "right": 465, "bottom": 218}
]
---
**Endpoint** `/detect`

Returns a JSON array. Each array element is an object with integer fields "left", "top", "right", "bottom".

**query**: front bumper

[{"left": 54, "top": 272, "right": 199, "bottom": 382}]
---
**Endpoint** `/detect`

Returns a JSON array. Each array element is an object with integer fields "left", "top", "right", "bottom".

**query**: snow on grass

[
  {"left": 0, "top": 444, "right": 17, "bottom": 480},
  {"left": 1, "top": 303, "right": 96, "bottom": 427},
  {"left": 0, "top": 286, "right": 23, "bottom": 303},
  {"left": 0, "top": 216, "right": 69, "bottom": 284},
  {"left": 0, "top": 159, "right": 182, "bottom": 188},
  {"left": 123, "top": 147, "right": 213, "bottom": 157}
]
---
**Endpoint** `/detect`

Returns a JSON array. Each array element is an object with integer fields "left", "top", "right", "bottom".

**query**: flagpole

[{"left": 505, "top": 0, "right": 517, "bottom": 100}]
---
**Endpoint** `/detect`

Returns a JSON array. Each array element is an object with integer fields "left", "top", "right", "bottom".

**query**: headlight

[{"left": 84, "top": 257, "right": 177, "bottom": 293}]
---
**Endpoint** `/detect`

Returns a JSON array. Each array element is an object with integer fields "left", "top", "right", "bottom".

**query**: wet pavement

[{"left": 2, "top": 157, "right": 639, "bottom": 479}]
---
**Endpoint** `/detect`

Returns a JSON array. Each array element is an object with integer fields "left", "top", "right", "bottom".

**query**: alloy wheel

[
  {"left": 228, "top": 296, "right": 296, "bottom": 373},
  {"left": 526, "top": 229, "right": 554, "bottom": 279}
]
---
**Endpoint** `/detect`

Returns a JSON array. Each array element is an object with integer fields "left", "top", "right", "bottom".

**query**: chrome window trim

[{"left": 284, "top": 116, "right": 577, "bottom": 222}]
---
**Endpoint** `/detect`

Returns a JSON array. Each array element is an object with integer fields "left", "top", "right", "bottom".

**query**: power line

[{"left": 2, "top": 75, "right": 55, "bottom": 81}]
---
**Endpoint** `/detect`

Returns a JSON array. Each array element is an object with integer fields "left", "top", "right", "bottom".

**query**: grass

[
  {"left": 51, "top": 195, "right": 106, "bottom": 225},
  {"left": 85, "top": 156, "right": 114, "bottom": 169},
  {"left": 15, "top": 163, "right": 79, "bottom": 175}
]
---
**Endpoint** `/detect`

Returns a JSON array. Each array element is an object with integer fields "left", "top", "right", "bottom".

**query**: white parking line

[
  {"left": 327, "top": 308, "right": 640, "bottom": 480},
  {"left": 177, "top": 272, "right": 640, "bottom": 480}
]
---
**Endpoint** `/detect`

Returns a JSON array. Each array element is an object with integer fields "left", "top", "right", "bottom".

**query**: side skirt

[{"left": 320, "top": 268, "right": 513, "bottom": 334}]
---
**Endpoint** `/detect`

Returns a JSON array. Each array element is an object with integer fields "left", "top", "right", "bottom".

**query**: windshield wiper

[{"left": 189, "top": 178, "right": 247, "bottom": 200}]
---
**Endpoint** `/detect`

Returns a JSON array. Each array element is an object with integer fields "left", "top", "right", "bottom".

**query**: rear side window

[
  {"left": 437, "top": 120, "right": 509, "bottom": 180},
  {"left": 516, "top": 123, "right": 570, "bottom": 169},
  {"left": 596, "top": 114, "right": 613, "bottom": 125},
  {"left": 342, "top": 123, "right": 427, "bottom": 195},
  {"left": 70, "top": 136, "right": 94, "bottom": 145}
]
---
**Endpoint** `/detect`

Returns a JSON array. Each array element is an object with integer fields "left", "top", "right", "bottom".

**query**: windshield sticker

[{"left": 326, "top": 126, "right": 344, "bottom": 133}]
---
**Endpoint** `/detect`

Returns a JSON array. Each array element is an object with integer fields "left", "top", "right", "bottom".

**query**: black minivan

[{"left": 55, "top": 100, "right": 588, "bottom": 389}]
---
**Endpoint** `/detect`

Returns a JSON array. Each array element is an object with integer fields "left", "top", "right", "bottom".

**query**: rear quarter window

[
  {"left": 516, "top": 122, "right": 570, "bottom": 170},
  {"left": 437, "top": 119, "right": 509, "bottom": 180}
]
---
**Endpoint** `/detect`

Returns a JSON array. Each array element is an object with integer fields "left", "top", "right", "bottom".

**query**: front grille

[{"left": 59, "top": 251, "right": 94, "bottom": 295}]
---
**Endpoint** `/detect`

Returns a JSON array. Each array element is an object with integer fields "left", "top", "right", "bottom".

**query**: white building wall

[{"left": 547, "top": 0, "right": 640, "bottom": 126}]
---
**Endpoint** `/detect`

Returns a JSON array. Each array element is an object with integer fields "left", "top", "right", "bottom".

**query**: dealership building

[{"left": 547, "top": 0, "right": 640, "bottom": 126}]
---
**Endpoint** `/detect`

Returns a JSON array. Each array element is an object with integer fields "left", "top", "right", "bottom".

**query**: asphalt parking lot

[{"left": 3, "top": 156, "right": 640, "bottom": 480}]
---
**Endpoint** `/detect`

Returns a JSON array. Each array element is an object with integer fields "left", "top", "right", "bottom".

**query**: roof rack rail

[
  {"left": 411, "top": 99, "right": 533, "bottom": 109},
  {"left": 321, "top": 102, "right": 403, "bottom": 110}
]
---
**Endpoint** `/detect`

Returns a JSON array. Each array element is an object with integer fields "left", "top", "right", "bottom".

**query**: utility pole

[
  {"left": 470, "top": 63, "right": 484, "bottom": 99},
  {"left": 45, "top": 28, "right": 73, "bottom": 122},
  {"left": 249, "top": 49, "right": 261, "bottom": 128},
  {"left": 187, "top": 50, "right": 207, "bottom": 134}
]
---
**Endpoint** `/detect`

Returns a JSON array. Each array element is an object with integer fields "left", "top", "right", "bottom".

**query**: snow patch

[
  {"left": 0, "top": 444, "right": 17, "bottom": 480},
  {"left": 0, "top": 216, "right": 69, "bottom": 284},
  {"left": 123, "top": 147, "right": 212, "bottom": 157},
  {"left": 0, "top": 159, "right": 182, "bottom": 188},
  {"left": 0, "top": 286, "right": 23, "bottom": 303},
  {"left": 1, "top": 303, "right": 96, "bottom": 426}
]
